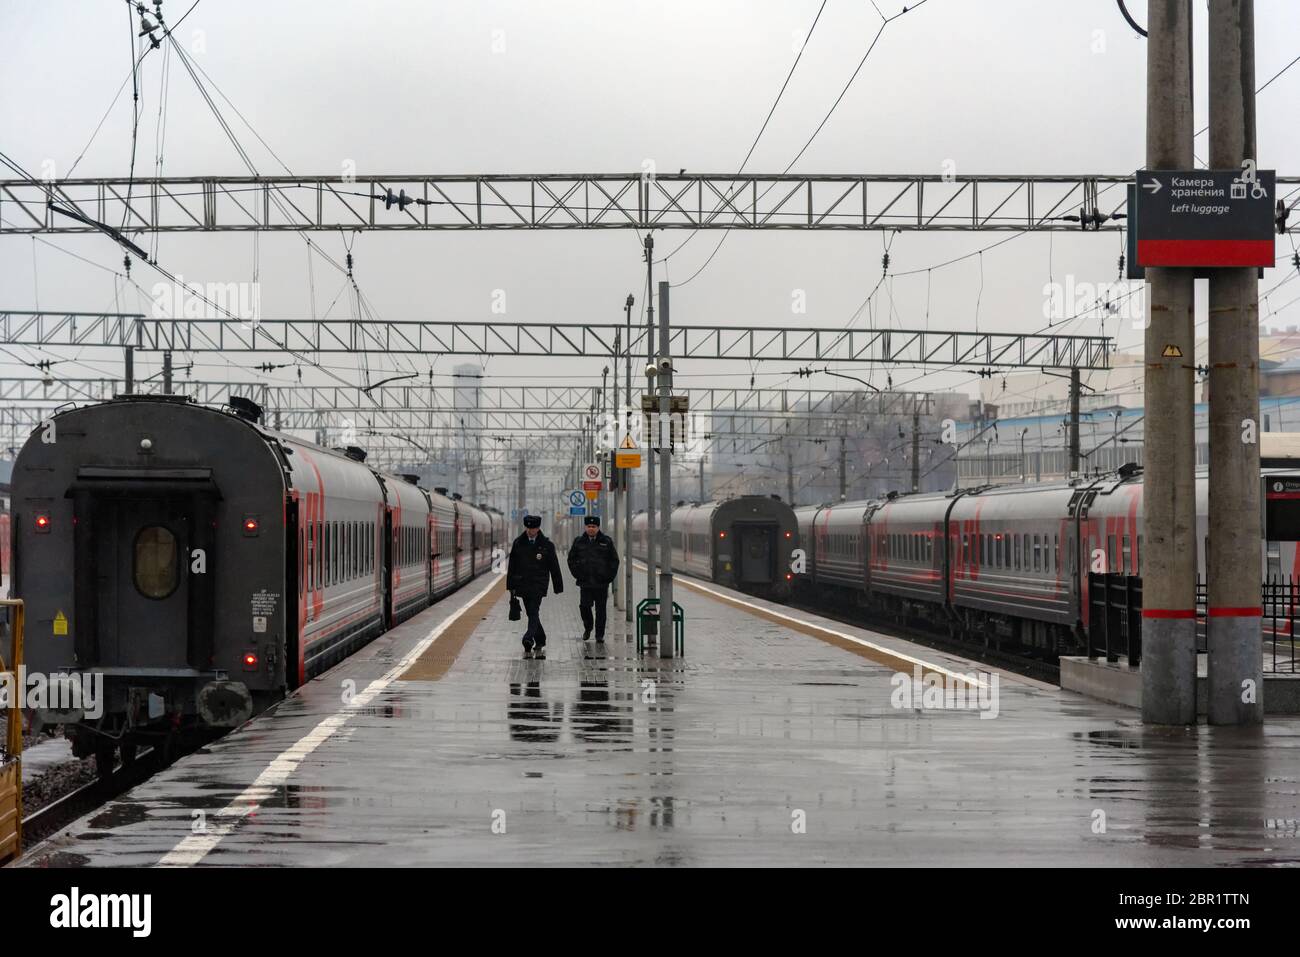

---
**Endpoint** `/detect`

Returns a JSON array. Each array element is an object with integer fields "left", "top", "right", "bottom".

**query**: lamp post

[{"left": 623, "top": 293, "right": 634, "bottom": 624}]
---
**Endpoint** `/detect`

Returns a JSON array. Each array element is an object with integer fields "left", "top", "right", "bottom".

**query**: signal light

[
  {"left": 784, "top": 531, "right": 792, "bottom": 538},
  {"left": 242, "top": 652, "right": 259, "bottom": 671},
  {"left": 785, "top": 573, "right": 793, "bottom": 580},
  {"left": 719, "top": 531, "right": 726, "bottom": 538},
  {"left": 242, "top": 514, "right": 260, "bottom": 537},
  {"left": 35, "top": 513, "right": 51, "bottom": 533}
]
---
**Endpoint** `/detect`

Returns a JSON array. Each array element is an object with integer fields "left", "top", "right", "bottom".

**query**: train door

[
  {"left": 454, "top": 508, "right": 467, "bottom": 583},
  {"left": 736, "top": 523, "right": 775, "bottom": 584},
  {"left": 92, "top": 497, "right": 192, "bottom": 669},
  {"left": 285, "top": 497, "right": 300, "bottom": 688},
  {"left": 381, "top": 508, "right": 394, "bottom": 626}
]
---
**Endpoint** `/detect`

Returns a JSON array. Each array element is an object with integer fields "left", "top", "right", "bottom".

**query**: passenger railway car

[
  {"left": 792, "top": 463, "right": 1300, "bottom": 657},
  {"left": 632, "top": 495, "right": 798, "bottom": 600},
  {"left": 10, "top": 395, "right": 504, "bottom": 770}
]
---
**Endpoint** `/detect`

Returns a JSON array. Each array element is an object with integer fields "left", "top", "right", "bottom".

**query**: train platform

[{"left": 14, "top": 570, "right": 1300, "bottom": 867}]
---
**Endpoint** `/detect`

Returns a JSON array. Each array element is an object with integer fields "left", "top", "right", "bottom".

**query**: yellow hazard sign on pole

[
  {"left": 53, "top": 611, "right": 68, "bottom": 636},
  {"left": 1161, "top": 344, "right": 1183, "bottom": 358}
]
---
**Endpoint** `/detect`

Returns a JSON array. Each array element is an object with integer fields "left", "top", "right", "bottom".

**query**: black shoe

[
  {"left": 582, "top": 630, "right": 592, "bottom": 641},
  {"left": 522, "top": 638, "right": 534, "bottom": 658},
  {"left": 595, "top": 635, "right": 605, "bottom": 644},
  {"left": 534, "top": 646, "right": 546, "bottom": 660}
]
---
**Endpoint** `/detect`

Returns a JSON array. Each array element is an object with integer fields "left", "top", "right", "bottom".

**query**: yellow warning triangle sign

[
  {"left": 1161, "top": 344, "right": 1183, "bottom": 358},
  {"left": 621, "top": 433, "right": 636, "bottom": 449}
]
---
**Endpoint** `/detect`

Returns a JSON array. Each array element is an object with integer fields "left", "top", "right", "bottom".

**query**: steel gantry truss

[
  {"left": 5, "top": 172, "right": 1296, "bottom": 234},
  {"left": 0, "top": 313, "right": 1112, "bottom": 368},
  {"left": 0, "top": 377, "right": 935, "bottom": 416}
]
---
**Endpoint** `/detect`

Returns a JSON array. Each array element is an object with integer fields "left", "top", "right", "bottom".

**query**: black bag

[{"left": 508, "top": 594, "right": 522, "bottom": 621}]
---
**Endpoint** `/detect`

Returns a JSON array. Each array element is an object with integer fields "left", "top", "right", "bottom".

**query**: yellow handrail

[{"left": 0, "top": 599, "right": 25, "bottom": 864}]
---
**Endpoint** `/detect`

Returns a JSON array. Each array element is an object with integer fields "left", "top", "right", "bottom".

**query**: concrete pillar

[
  {"left": 1142, "top": 0, "right": 1199, "bottom": 725},
  {"left": 1207, "top": 0, "right": 1263, "bottom": 725}
]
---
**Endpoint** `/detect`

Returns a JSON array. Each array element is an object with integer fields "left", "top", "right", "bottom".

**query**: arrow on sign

[{"left": 1143, "top": 178, "right": 1162, "bottom": 195}]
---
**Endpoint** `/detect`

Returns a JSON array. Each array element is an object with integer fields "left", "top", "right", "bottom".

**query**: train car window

[
  {"left": 300, "top": 528, "right": 306, "bottom": 594},
  {"left": 1032, "top": 535, "right": 1040, "bottom": 572},
  {"left": 1107, "top": 535, "right": 1117, "bottom": 573},
  {"left": 134, "top": 525, "right": 178, "bottom": 599},
  {"left": 1121, "top": 535, "right": 1130, "bottom": 574},
  {"left": 324, "top": 522, "right": 332, "bottom": 586},
  {"left": 1053, "top": 535, "right": 1059, "bottom": 573},
  {"left": 1002, "top": 535, "right": 1010, "bottom": 568}
]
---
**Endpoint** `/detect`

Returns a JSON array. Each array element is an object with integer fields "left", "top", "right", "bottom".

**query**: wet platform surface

[{"left": 15, "top": 569, "right": 1300, "bottom": 867}]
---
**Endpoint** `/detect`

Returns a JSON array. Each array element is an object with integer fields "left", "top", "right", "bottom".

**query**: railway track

[
  {"left": 17, "top": 736, "right": 217, "bottom": 853},
  {"left": 786, "top": 595, "right": 1063, "bottom": 685}
]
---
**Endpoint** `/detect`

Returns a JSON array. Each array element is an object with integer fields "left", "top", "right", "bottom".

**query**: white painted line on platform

[
  {"left": 157, "top": 575, "right": 503, "bottom": 867},
  {"left": 634, "top": 560, "right": 988, "bottom": 689}
]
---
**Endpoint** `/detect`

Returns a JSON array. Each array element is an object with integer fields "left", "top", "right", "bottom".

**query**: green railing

[{"left": 636, "top": 598, "right": 684, "bottom": 656}]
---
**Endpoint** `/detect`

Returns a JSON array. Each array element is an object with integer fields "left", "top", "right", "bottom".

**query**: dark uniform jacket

[
  {"left": 567, "top": 531, "right": 621, "bottom": 588},
  {"left": 507, "top": 531, "right": 564, "bottom": 599}
]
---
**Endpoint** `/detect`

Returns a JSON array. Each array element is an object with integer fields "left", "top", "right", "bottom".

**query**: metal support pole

[
  {"left": 123, "top": 345, "right": 134, "bottom": 393},
  {"left": 786, "top": 447, "right": 795, "bottom": 504},
  {"left": 657, "top": 280, "right": 674, "bottom": 658},
  {"left": 699, "top": 456, "right": 705, "bottom": 501},
  {"left": 1207, "top": 0, "right": 1263, "bottom": 725},
  {"left": 911, "top": 409, "right": 921, "bottom": 493},
  {"left": 624, "top": 293, "right": 634, "bottom": 624},
  {"left": 162, "top": 351, "right": 173, "bottom": 394},
  {"left": 1142, "top": 0, "right": 1198, "bottom": 725},
  {"left": 1068, "top": 367, "right": 1081, "bottom": 476},
  {"left": 610, "top": 347, "right": 620, "bottom": 610},
  {"left": 838, "top": 429, "right": 847, "bottom": 501},
  {"left": 599, "top": 368, "right": 608, "bottom": 524},
  {"left": 643, "top": 239, "right": 657, "bottom": 638},
  {"left": 517, "top": 457, "right": 526, "bottom": 517}
]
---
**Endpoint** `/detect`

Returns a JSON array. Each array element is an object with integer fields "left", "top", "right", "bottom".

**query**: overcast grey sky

[{"left": 2, "top": 0, "right": 1299, "bottom": 404}]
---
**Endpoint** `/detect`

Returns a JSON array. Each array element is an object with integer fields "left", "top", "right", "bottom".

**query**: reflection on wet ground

[{"left": 16, "top": 575, "right": 1300, "bottom": 867}]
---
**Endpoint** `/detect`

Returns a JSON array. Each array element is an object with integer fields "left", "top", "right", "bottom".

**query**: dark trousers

[
  {"left": 522, "top": 595, "right": 548, "bottom": 648},
  {"left": 579, "top": 585, "right": 609, "bottom": 638}
]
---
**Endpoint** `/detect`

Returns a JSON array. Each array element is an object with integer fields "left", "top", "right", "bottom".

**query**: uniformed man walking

[
  {"left": 567, "top": 515, "right": 620, "bottom": 642},
  {"left": 506, "top": 514, "right": 564, "bottom": 658}
]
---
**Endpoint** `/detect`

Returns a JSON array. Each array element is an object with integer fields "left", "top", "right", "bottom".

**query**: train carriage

[
  {"left": 10, "top": 395, "right": 498, "bottom": 772},
  {"left": 864, "top": 492, "right": 947, "bottom": 610},
  {"left": 802, "top": 502, "right": 872, "bottom": 595},
  {"left": 944, "top": 482, "right": 1080, "bottom": 650},
  {"left": 632, "top": 495, "right": 798, "bottom": 600},
  {"left": 429, "top": 489, "right": 458, "bottom": 599}
]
